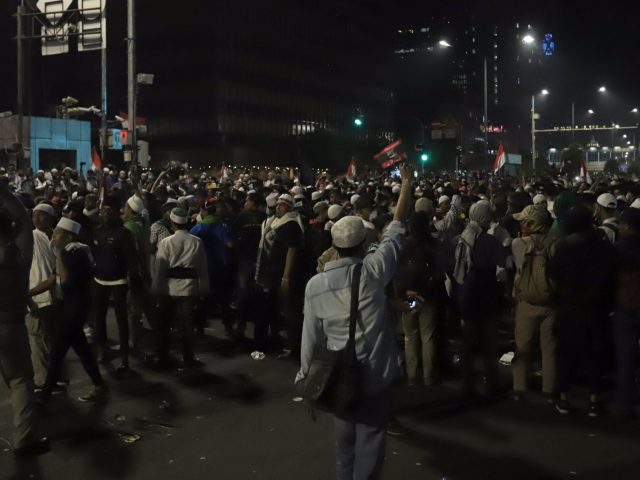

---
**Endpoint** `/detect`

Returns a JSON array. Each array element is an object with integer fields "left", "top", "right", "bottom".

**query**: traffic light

[
  {"left": 420, "top": 152, "right": 429, "bottom": 162},
  {"left": 353, "top": 108, "right": 364, "bottom": 127}
]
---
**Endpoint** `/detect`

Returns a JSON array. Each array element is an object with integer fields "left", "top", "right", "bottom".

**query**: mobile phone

[{"left": 406, "top": 297, "right": 419, "bottom": 310}]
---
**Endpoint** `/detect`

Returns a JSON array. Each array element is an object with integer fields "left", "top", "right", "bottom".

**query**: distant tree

[
  {"left": 604, "top": 159, "right": 620, "bottom": 174},
  {"left": 560, "top": 144, "right": 584, "bottom": 176}
]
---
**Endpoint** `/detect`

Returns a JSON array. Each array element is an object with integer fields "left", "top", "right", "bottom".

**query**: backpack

[{"left": 514, "top": 235, "right": 555, "bottom": 305}]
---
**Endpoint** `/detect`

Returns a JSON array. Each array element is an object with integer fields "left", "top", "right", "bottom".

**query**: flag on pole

[
  {"left": 492, "top": 142, "right": 506, "bottom": 174},
  {"left": 374, "top": 140, "right": 408, "bottom": 169},
  {"left": 579, "top": 159, "right": 592, "bottom": 184},
  {"left": 345, "top": 158, "right": 357, "bottom": 177},
  {"left": 91, "top": 146, "right": 103, "bottom": 171}
]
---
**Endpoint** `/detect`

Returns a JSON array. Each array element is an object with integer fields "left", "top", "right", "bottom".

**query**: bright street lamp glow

[
  {"left": 354, "top": 118, "right": 363, "bottom": 126},
  {"left": 541, "top": 89, "right": 549, "bottom": 95},
  {"left": 632, "top": 108, "right": 639, "bottom": 113},
  {"left": 623, "top": 134, "right": 628, "bottom": 138},
  {"left": 522, "top": 35, "right": 535, "bottom": 44},
  {"left": 587, "top": 109, "right": 595, "bottom": 114},
  {"left": 598, "top": 86, "right": 606, "bottom": 93},
  {"left": 438, "top": 40, "right": 451, "bottom": 48}
]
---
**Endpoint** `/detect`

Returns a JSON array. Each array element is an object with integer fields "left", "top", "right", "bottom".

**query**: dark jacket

[{"left": 92, "top": 220, "right": 138, "bottom": 283}]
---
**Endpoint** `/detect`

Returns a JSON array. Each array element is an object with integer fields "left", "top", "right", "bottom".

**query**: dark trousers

[
  {"left": 43, "top": 299, "right": 103, "bottom": 397},
  {"left": 613, "top": 311, "right": 640, "bottom": 414},
  {"left": 93, "top": 282, "right": 129, "bottom": 362},
  {"left": 158, "top": 296, "right": 197, "bottom": 362},
  {"left": 334, "top": 389, "right": 391, "bottom": 480},
  {"left": 255, "top": 286, "right": 301, "bottom": 353},
  {"left": 557, "top": 306, "right": 607, "bottom": 395},
  {"left": 232, "top": 260, "right": 256, "bottom": 336},
  {"left": 128, "top": 281, "right": 157, "bottom": 348},
  {"left": 461, "top": 313, "right": 499, "bottom": 394},
  {"left": 0, "top": 321, "right": 37, "bottom": 448}
]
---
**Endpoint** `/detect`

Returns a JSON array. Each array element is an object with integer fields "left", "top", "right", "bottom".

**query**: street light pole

[
  {"left": 16, "top": 5, "right": 24, "bottom": 166},
  {"left": 531, "top": 94, "right": 536, "bottom": 171},
  {"left": 127, "top": 0, "right": 137, "bottom": 166},
  {"left": 571, "top": 101, "right": 575, "bottom": 143}
]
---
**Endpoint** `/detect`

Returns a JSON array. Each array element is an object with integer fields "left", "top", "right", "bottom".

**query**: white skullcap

[
  {"left": 438, "top": 195, "right": 451, "bottom": 205},
  {"left": 350, "top": 194, "right": 360, "bottom": 205},
  {"left": 325, "top": 184, "right": 335, "bottom": 190},
  {"left": 630, "top": 198, "right": 640, "bottom": 209},
  {"left": 533, "top": 193, "right": 547, "bottom": 205},
  {"left": 56, "top": 217, "right": 81, "bottom": 235},
  {"left": 313, "top": 201, "right": 329, "bottom": 214},
  {"left": 277, "top": 193, "right": 295, "bottom": 207},
  {"left": 311, "top": 191, "right": 323, "bottom": 202},
  {"left": 169, "top": 207, "right": 189, "bottom": 225},
  {"left": 331, "top": 216, "right": 366, "bottom": 249},
  {"left": 415, "top": 197, "right": 433, "bottom": 214},
  {"left": 294, "top": 193, "right": 305, "bottom": 200},
  {"left": 127, "top": 195, "right": 145, "bottom": 214},
  {"left": 34, "top": 203, "right": 55, "bottom": 216},
  {"left": 266, "top": 192, "right": 279, "bottom": 208},
  {"left": 328, "top": 204, "right": 344, "bottom": 221},
  {"left": 291, "top": 186, "right": 304, "bottom": 196}
]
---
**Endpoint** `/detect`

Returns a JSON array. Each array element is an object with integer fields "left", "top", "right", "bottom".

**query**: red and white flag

[
  {"left": 492, "top": 143, "right": 506, "bottom": 174},
  {"left": 579, "top": 159, "right": 592, "bottom": 184},
  {"left": 91, "top": 146, "right": 103, "bottom": 171},
  {"left": 345, "top": 158, "right": 357, "bottom": 177}
]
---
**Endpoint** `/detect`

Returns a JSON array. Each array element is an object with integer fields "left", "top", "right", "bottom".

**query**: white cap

[
  {"left": 277, "top": 194, "right": 295, "bottom": 207},
  {"left": 350, "top": 194, "right": 360, "bottom": 205},
  {"left": 266, "top": 192, "right": 279, "bottom": 208},
  {"left": 51, "top": 168, "right": 58, "bottom": 174},
  {"left": 533, "top": 193, "right": 547, "bottom": 205},
  {"left": 392, "top": 185, "right": 401, "bottom": 194},
  {"left": 596, "top": 193, "right": 617, "bottom": 209},
  {"left": 438, "top": 195, "right": 451, "bottom": 205},
  {"left": 415, "top": 197, "right": 433, "bottom": 214},
  {"left": 56, "top": 217, "right": 81, "bottom": 235},
  {"left": 631, "top": 198, "right": 640, "bottom": 209},
  {"left": 291, "top": 186, "right": 304, "bottom": 196},
  {"left": 331, "top": 216, "right": 366, "bottom": 249},
  {"left": 103, "top": 167, "right": 110, "bottom": 173},
  {"left": 328, "top": 204, "right": 344, "bottom": 221},
  {"left": 33, "top": 203, "right": 55, "bottom": 216},
  {"left": 294, "top": 193, "right": 305, "bottom": 200},
  {"left": 325, "top": 184, "right": 335, "bottom": 190},
  {"left": 311, "top": 191, "right": 323, "bottom": 202},
  {"left": 127, "top": 195, "right": 145, "bottom": 214}
]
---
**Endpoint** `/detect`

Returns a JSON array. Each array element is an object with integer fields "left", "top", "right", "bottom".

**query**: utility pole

[
  {"left": 483, "top": 56, "right": 489, "bottom": 171},
  {"left": 127, "top": 0, "right": 137, "bottom": 165},
  {"left": 100, "top": 42, "right": 107, "bottom": 167},
  {"left": 571, "top": 101, "right": 575, "bottom": 143},
  {"left": 16, "top": 4, "right": 24, "bottom": 164}
]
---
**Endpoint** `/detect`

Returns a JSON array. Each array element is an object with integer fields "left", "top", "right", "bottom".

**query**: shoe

[
  {"left": 386, "top": 418, "right": 409, "bottom": 436},
  {"left": 588, "top": 401, "right": 604, "bottom": 418},
  {"left": 512, "top": 391, "right": 526, "bottom": 402},
  {"left": 183, "top": 358, "right": 205, "bottom": 368},
  {"left": 78, "top": 385, "right": 109, "bottom": 403},
  {"left": 115, "top": 364, "right": 131, "bottom": 375},
  {"left": 13, "top": 437, "right": 50, "bottom": 457},
  {"left": 555, "top": 399, "right": 571, "bottom": 414},
  {"left": 276, "top": 348, "right": 293, "bottom": 359}
]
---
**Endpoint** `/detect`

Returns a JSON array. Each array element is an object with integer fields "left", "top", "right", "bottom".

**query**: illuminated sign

[{"left": 542, "top": 34, "right": 555, "bottom": 56}]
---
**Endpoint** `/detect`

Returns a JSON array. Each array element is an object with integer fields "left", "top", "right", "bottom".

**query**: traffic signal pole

[{"left": 127, "top": 0, "right": 137, "bottom": 165}]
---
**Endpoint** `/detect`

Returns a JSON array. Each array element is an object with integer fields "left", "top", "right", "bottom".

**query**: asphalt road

[{"left": 1, "top": 319, "right": 640, "bottom": 480}]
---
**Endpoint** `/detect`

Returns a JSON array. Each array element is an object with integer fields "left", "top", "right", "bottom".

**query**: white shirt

[
  {"left": 154, "top": 229, "right": 210, "bottom": 297},
  {"left": 29, "top": 229, "right": 57, "bottom": 308}
]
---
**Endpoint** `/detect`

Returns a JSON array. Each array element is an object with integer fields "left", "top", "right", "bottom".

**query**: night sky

[{"left": 0, "top": 0, "right": 638, "bottom": 131}]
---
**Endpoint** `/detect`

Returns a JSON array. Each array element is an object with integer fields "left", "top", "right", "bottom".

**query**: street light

[
  {"left": 598, "top": 86, "right": 607, "bottom": 93},
  {"left": 531, "top": 89, "right": 549, "bottom": 170},
  {"left": 541, "top": 89, "right": 549, "bottom": 96},
  {"left": 522, "top": 34, "right": 535, "bottom": 44},
  {"left": 632, "top": 108, "right": 638, "bottom": 113},
  {"left": 438, "top": 39, "right": 451, "bottom": 48},
  {"left": 588, "top": 109, "right": 595, "bottom": 114}
]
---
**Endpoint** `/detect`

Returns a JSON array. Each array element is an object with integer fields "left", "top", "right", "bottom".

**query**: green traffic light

[
  {"left": 354, "top": 117, "right": 363, "bottom": 127},
  {"left": 420, "top": 153, "right": 429, "bottom": 162}
]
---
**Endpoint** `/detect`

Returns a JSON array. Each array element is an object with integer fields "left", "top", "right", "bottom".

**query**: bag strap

[{"left": 348, "top": 263, "right": 363, "bottom": 341}]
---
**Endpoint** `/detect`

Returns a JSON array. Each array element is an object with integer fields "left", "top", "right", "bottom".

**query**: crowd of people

[{"left": 1, "top": 162, "right": 639, "bottom": 475}]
